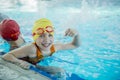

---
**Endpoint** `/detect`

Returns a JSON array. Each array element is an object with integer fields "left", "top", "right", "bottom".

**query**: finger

[
  {"left": 69, "top": 33, "right": 74, "bottom": 37},
  {"left": 65, "top": 30, "right": 69, "bottom": 36},
  {"left": 66, "top": 31, "right": 71, "bottom": 36},
  {"left": 22, "top": 64, "right": 29, "bottom": 69},
  {"left": 65, "top": 28, "right": 70, "bottom": 36},
  {"left": 68, "top": 32, "right": 72, "bottom": 37},
  {"left": 19, "top": 62, "right": 29, "bottom": 69},
  {"left": 67, "top": 30, "right": 74, "bottom": 36},
  {"left": 27, "top": 64, "right": 31, "bottom": 69},
  {"left": 25, "top": 65, "right": 30, "bottom": 69}
]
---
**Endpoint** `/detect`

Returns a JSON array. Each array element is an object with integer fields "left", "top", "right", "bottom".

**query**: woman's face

[{"left": 36, "top": 32, "right": 54, "bottom": 51}]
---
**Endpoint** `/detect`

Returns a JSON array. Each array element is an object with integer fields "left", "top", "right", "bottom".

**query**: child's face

[{"left": 36, "top": 32, "right": 54, "bottom": 50}]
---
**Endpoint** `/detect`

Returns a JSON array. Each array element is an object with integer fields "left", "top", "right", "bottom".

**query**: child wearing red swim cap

[{"left": 0, "top": 19, "right": 25, "bottom": 51}]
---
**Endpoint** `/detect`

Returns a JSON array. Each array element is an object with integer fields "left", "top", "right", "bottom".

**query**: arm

[
  {"left": 55, "top": 28, "right": 80, "bottom": 51},
  {"left": 2, "top": 44, "right": 35, "bottom": 69}
]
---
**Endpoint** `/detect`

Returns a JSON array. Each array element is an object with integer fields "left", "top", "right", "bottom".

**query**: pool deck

[{"left": 0, "top": 56, "right": 51, "bottom": 80}]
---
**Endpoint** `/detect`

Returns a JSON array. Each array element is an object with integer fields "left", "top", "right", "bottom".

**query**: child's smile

[{"left": 41, "top": 42, "right": 52, "bottom": 48}]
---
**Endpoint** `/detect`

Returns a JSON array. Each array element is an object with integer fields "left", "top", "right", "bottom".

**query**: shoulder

[
  {"left": 24, "top": 43, "right": 36, "bottom": 52},
  {"left": 14, "top": 43, "right": 36, "bottom": 53}
]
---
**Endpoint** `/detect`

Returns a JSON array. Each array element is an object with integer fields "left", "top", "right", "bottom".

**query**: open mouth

[{"left": 41, "top": 43, "right": 51, "bottom": 47}]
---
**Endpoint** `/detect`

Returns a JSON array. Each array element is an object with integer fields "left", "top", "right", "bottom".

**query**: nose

[{"left": 44, "top": 34, "right": 49, "bottom": 42}]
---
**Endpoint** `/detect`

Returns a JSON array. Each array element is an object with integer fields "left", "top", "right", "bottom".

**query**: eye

[{"left": 39, "top": 34, "right": 45, "bottom": 38}]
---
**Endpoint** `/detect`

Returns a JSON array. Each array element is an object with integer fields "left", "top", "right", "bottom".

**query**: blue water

[{"left": 0, "top": 0, "right": 120, "bottom": 80}]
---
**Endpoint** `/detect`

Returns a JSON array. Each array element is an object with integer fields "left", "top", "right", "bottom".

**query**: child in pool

[
  {"left": 0, "top": 18, "right": 25, "bottom": 51},
  {"left": 2, "top": 18, "right": 80, "bottom": 78}
]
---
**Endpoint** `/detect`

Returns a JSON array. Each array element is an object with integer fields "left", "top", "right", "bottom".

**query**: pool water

[{"left": 0, "top": 0, "right": 120, "bottom": 80}]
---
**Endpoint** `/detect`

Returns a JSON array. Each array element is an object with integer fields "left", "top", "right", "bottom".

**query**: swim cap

[
  {"left": 0, "top": 19, "right": 20, "bottom": 41},
  {"left": 0, "top": 13, "right": 9, "bottom": 22},
  {"left": 32, "top": 18, "right": 54, "bottom": 41}
]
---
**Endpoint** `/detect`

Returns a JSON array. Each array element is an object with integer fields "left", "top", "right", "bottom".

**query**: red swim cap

[{"left": 0, "top": 19, "right": 20, "bottom": 41}]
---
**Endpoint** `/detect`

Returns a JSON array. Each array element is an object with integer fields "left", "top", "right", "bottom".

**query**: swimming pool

[{"left": 0, "top": 0, "right": 120, "bottom": 80}]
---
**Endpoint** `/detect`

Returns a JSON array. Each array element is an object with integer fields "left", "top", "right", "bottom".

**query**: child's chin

[{"left": 43, "top": 46, "right": 50, "bottom": 48}]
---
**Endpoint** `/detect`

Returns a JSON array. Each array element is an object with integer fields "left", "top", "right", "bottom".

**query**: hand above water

[
  {"left": 65, "top": 28, "right": 78, "bottom": 37},
  {"left": 18, "top": 60, "right": 31, "bottom": 69}
]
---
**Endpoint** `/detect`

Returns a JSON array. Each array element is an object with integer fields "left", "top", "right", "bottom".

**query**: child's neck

[
  {"left": 36, "top": 42, "right": 52, "bottom": 52},
  {"left": 40, "top": 47, "right": 50, "bottom": 52}
]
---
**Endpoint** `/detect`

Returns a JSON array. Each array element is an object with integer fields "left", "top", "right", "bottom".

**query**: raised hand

[{"left": 65, "top": 28, "right": 78, "bottom": 37}]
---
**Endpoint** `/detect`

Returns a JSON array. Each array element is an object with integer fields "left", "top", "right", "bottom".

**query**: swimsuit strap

[
  {"left": 34, "top": 43, "right": 43, "bottom": 60},
  {"left": 50, "top": 45, "right": 55, "bottom": 56}
]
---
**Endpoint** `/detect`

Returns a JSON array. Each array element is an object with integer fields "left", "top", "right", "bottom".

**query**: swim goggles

[{"left": 32, "top": 26, "right": 54, "bottom": 36}]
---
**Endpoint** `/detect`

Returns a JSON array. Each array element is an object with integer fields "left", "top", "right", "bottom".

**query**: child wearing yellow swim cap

[
  {"left": 3, "top": 18, "right": 80, "bottom": 79},
  {"left": 32, "top": 18, "right": 54, "bottom": 41}
]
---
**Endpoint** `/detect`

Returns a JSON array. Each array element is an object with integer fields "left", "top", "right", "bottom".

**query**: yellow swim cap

[{"left": 32, "top": 18, "right": 54, "bottom": 41}]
